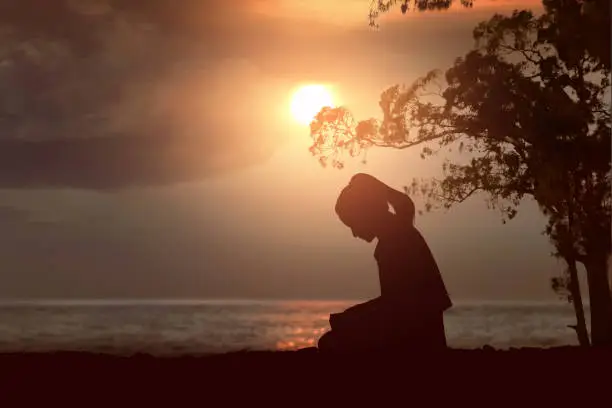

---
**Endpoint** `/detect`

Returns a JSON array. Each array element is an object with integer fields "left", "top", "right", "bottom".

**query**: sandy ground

[{"left": 1, "top": 346, "right": 610, "bottom": 405}]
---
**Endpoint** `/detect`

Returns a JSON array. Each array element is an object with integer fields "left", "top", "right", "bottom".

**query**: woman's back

[{"left": 374, "top": 220, "right": 452, "bottom": 315}]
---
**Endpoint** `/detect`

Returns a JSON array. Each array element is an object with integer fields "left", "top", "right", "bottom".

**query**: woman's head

[{"left": 335, "top": 178, "right": 390, "bottom": 242}]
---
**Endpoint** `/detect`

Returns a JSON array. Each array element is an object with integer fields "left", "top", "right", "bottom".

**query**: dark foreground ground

[{"left": 2, "top": 346, "right": 611, "bottom": 406}]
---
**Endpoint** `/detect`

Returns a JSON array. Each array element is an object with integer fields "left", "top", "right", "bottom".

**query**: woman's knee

[{"left": 317, "top": 330, "right": 337, "bottom": 351}]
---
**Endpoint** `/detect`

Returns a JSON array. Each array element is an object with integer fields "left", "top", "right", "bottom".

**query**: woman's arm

[
  {"left": 386, "top": 186, "right": 415, "bottom": 225},
  {"left": 330, "top": 297, "right": 382, "bottom": 329}
]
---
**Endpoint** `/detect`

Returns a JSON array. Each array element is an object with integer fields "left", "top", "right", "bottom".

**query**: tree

[{"left": 309, "top": 0, "right": 611, "bottom": 346}]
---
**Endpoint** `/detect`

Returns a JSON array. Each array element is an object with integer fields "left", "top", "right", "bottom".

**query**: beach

[{"left": 2, "top": 346, "right": 610, "bottom": 405}]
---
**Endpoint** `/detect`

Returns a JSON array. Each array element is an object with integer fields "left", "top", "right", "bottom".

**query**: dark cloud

[
  {"left": 0, "top": 0, "right": 282, "bottom": 189},
  {"left": 0, "top": 204, "right": 32, "bottom": 224},
  {"left": 0, "top": 0, "right": 239, "bottom": 49},
  {"left": 0, "top": 134, "right": 273, "bottom": 189}
]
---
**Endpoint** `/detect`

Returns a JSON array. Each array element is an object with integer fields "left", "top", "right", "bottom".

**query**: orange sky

[{"left": 0, "top": 0, "right": 574, "bottom": 302}]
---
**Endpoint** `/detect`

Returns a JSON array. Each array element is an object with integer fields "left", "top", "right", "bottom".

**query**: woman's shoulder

[
  {"left": 375, "top": 226, "right": 428, "bottom": 259},
  {"left": 375, "top": 226, "right": 411, "bottom": 257},
  {"left": 382, "top": 223, "right": 421, "bottom": 242}
]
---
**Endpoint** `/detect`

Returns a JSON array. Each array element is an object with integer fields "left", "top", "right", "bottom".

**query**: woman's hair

[
  {"left": 335, "top": 174, "right": 416, "bottom": 227},
  {"left": 335, "top": 178, "right": 389, "bottom": 227}
]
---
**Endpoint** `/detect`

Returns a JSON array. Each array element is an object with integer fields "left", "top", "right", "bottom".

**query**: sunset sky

[{"left": 0, "top": 0, "right": 574, "bottom": 302}]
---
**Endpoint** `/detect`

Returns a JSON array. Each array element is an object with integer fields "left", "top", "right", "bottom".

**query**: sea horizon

[{"left": 0, "top": 297, "right": 583, "bottom": 307}]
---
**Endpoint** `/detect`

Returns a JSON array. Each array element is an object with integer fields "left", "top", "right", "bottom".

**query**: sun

[{"left": 290, "top": 84, "right": 334, "bottom": 125}]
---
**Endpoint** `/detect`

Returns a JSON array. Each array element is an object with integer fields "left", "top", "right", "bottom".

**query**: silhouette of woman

[{"left": 318, "top": 173, "right": 452, "bottom": 352}]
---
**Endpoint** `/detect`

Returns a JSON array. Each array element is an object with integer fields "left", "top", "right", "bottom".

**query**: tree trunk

[
  {"left": 585, "top": 256, "right": 612, "bottom": 346},
  {"left": 566, "top": 258, "right": 590, "bottom": 346},
  {"left": 562, "top": 177, "right": 590, "bottom": 346}
]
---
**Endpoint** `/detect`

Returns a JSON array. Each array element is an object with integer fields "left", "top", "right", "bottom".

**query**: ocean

[{"left": 0, "top": 300, "right": 588, "bottom": 355}]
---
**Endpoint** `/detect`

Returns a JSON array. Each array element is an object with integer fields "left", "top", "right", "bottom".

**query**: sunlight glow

[{"left": 290, "top": 84, "right": 334, "bottom": 125}]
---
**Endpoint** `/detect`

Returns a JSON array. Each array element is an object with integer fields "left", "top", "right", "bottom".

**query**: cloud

[
  {"left": 0, "top": 132, "right": 277, "bottom": 189},
  {"left": 0, "top": 204, "right": 33, "bottom": 224},
  {"left": 0, "top": 0, "right": 284, "bottom": 189}
]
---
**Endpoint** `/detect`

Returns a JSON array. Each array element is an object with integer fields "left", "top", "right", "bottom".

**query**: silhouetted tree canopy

[{"left": 310, "top": 0, "right": 611, "bottom": 345}]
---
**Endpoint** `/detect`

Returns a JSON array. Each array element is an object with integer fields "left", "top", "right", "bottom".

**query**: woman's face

[
  {"left": 350, "top": 224, "right": 377, "bottom": 243},
  {"left": 335, "top": 184, "right": 389, "bottom": 243},
  {"left": 340, "top": 213, "right": 377, "bottom": 243}
]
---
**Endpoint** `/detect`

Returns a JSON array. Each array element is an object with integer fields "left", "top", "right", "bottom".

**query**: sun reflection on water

[{"left": 276, "top": 326, "right": 330, "bottom": 350}]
